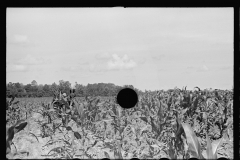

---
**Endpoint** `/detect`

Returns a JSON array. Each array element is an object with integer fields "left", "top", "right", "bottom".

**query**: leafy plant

[
  {"left": 6, "top": 120, "right": 28, "bottom": 155},
  {"left": 181, "top": 122, "right": 229, "bottom": 159}
]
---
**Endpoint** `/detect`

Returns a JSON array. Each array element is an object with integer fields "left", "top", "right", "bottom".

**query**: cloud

[
  {"left": 151, "top": 54, "right": 166, "bottom": 61},
  {"left": 88, "top": 63, "right": 106, "bottom": 73},
  {"left": 61, "top": 61, "right": 106, "bottom": 73},
  {"left": 18, "top": 54, "right": 50, "bottom": 65},
  {"left": 107, "top": 54, "right": 137, "bottom": 70},
  {"left": 138, "top": 58, "right": 147, "bottom": 64},
  {"left": 7, "top": 55, "right": 51, "bottom": 72},
  {"left": 7, "top": 64, "right": 28, "bottom": 72},
  {"left": 95, "top": 52, "right": 111, "bottom": 60}
]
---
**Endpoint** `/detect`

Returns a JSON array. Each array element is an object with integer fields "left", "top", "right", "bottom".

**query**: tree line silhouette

[{"left": 6, "top": 80, "right": 144, "bottom": 98}]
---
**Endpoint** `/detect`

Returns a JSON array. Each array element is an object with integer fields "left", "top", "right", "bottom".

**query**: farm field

[{"left": 6, "top": 89, "right": 233, "bottom": 159}]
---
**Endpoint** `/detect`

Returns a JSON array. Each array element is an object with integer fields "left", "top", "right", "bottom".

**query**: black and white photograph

[{"left": 6, "top": 8, "right": 233, "bottom": 159}]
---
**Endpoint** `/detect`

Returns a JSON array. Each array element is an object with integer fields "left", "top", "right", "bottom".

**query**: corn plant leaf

[
  {"left": 114, "top": 142, "right": 123, "bottom": 159},
  {"left": 182, "top": 123, "right": 204, "bottom": 159},
  {"left": 157, "top": 99, "right": 163, "bottom": 122},
  {"left": 140, "top": 125, "right": 149, "bottom": 136},
  {"left": 14, "top": 121, "right": 27, "bottom": 133},
  {"left": 117, "top": 106, "right": 122, "bottom": 117},
  {"left": 114, "top": 150, "right": 118, "bottom": 159},
  {"left": 225, "top": 117, "right": 233, "bottom": 130},
  {"left": 48, "top": 147, "right": 63, "bottom": 155},
  {"left": 104, "top": 151, "right": 110, "bottom": 159},
  {"left": 224, "top": 117, "right": 233, "bottom": 141},
  {"left": 103, "top": 142, "right": 115, "bottom": 150},
  {"left": 139, "top": 116, "right": 148, "bottom": 123},
  {"left": 59, "top": 91, "right": 62, "bottom": 99},
  {"left": 13, "top": 101, "right": 20, "bottom": 105},
  {"left": 181, "top": 108, "right": 188, "bottom": 115},
  {"left": 74, "top": 132, "right": 81, "bottom": 139},
  {"left": 211, "top": 133, "right": 226, "bottom": 158},
  {"left": 195, "top": 86, "right": 201, "bottom": 91},
  {"left": 206, "top": 133, "right": 215, "bottom": 159},
  {"left": 75, "top": 101, "right": 84, "bottom": 118},
  {"left": 61, "top": 139, "right": 71, "bottom": 146},
  {"left": 65, "top": 126, "right": 72, "bottom": 131},
  {"left": 14, "top": 119, "right": 25, "bottom": 127},
  {"left": 168, "top": 140, "right": 177, "bottom": 159},
  {"left": 6, "top": 141, "right": 11, "bottom": 154},
  {"left": 150, "top": 116, "right": 158, "bottom": 135},
  {"left": 7, "top": 126, "right": 15, "bottom": 142}
]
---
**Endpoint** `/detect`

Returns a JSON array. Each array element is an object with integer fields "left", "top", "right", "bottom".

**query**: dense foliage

[
  {"left": 6, "top": 87, "right": 233, "bottom": 159},
  {"left": 6, "top": 80, "right": 144, "bottom": 98}
]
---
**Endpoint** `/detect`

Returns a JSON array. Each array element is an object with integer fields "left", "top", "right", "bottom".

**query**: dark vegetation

[
  {"left": 6, "top": 86, "right": 233, "bottom": 159},
  {"left": 6, "top": 80, "right": 144, "bottom": 98}
]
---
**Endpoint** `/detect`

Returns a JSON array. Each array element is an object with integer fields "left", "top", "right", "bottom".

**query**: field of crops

[{"left": 6, "top": 88, "right": 233, "bottom": 159}]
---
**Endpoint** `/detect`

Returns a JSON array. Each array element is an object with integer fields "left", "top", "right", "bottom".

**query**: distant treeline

[{"left": 6, "top": 80, "right": 144, "bottom": 98}]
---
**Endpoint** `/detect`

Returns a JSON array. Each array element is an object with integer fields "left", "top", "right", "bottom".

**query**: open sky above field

[{"left": 7, "top": 8, "right": 233, "bottom": 91}]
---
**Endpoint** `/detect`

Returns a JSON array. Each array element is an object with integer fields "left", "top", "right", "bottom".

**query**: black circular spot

[
  {"left": 188, "top": 158, "right": 199, "bottom": 160},
  {"left": 158, "top": 158, "right": 169, "bottom": 160},
  {"left": 116, "top": 87, "right": 138, "bottom": 109},
  {"left": 130, "top": 158, "right": 140, "bottom": 160}
]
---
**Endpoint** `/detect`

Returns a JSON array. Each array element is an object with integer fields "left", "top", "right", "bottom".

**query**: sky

[{"left": 7, "top": 8, "right": 233, "bottom": 91}]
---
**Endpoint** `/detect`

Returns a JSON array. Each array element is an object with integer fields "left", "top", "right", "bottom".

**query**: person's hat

[{"left": 62, "top": 93, "right": 67, "bottom": 97}]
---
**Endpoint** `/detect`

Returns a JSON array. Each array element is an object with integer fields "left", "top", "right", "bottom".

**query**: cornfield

[{"left": 6, "top": 87, "right": 233, "bottom": 159}]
